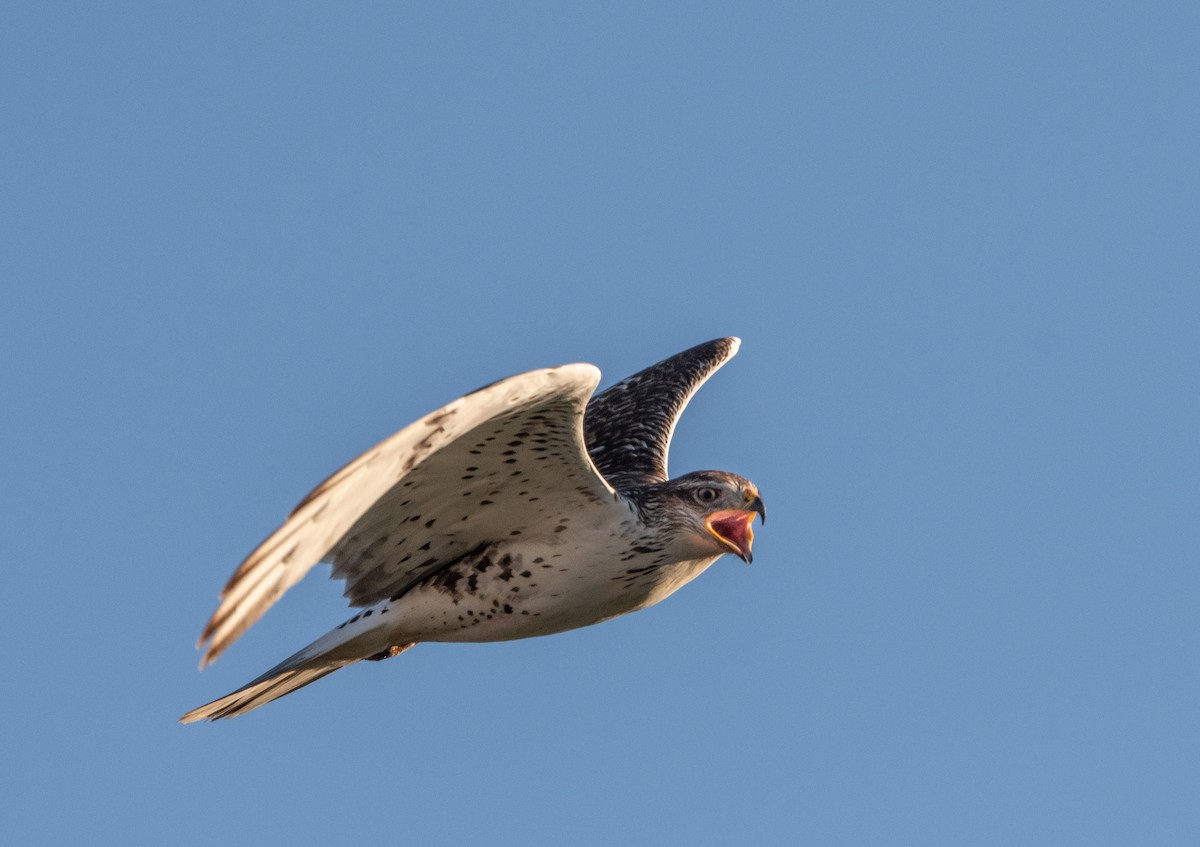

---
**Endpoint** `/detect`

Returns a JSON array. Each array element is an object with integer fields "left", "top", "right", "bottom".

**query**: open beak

[{"left": 706, "top": 495, "right": 765, "bottom": 564}]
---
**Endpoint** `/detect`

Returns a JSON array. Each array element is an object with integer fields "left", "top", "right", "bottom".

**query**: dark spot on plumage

[
  {"left": 510, "top": 530, "right": 521, "bottom": 536},
  {"left": 475, "top": 558, "right": 492, "bottom": 572},
  {"left": 362, "top": 610, "right": 372, "bottom": 617},
  {"left": 502, "top": 450, "right": 517, "bottom": 456},
  {"left": 467, "top": 574, "right": 479, "bottom": 592},
  {"left": 533, "top": 557, "right": 544, "bottom": 563},
  {"left": 480, "top": 499, "right": 494, "bottom": 505},
  {"left": 461, "top": 475, "right": 474, "bottom": 480},
  {"left": 504, "top": 458, "right": 517, "bottom": 464},
  {"left": 425, "top": 409, "right": 457, "bottom": 426},
  {"left": 554, "top": 525, "right": 567, "bottom": 533},
  {"left": 425, "top": 518, "right": 437, "bottom": 528},
  {"left": 520, "top": 570, "right": 532, "bottom": 578},
  {"left": 503, "top": 604, "right": 513, "bottom": 614},
  {"left": 431, "top": 569, "right": 462, "bottom": 594},
  {"left": 418, "top": 541, "right": 431, "bottom": 551}
]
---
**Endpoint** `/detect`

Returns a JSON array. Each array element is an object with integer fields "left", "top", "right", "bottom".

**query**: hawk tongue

[{"left": 707, "top": 509, "right": 757, "bottom": 564}]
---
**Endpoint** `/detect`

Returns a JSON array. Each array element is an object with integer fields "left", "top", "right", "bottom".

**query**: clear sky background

[{"left": 3, "top": 3, "right": 1197, "bottom": 845}]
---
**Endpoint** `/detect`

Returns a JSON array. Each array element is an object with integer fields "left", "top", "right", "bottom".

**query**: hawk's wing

[
  {"left": 197, "top": 364, "right": 616, "bottom": 667},
  {"left": 584, "top": 337, "right": 740, "bottom": 491}
]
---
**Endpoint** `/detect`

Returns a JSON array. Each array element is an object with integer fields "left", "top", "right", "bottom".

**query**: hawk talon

[{"left": 365, "top": 643, "right": 414, "bottom": 662}]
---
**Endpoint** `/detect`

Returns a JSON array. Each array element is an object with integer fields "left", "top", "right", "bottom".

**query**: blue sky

[{"left": 3, "top": 3, "right": 1197, "bottom": 844}]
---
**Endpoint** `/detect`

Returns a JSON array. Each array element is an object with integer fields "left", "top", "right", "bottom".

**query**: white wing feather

[{"left": 198, "top": 364, "right": 609, "bottom": 667}]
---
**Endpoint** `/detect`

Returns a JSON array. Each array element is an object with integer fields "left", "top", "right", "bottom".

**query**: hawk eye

[{"left": 695, "top": 486, "right": 720, "bottom": 504}]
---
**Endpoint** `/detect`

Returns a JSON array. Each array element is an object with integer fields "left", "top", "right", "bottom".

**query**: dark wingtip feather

[{"left": 584, "top": 338, "right": 742, "bottom": 490}]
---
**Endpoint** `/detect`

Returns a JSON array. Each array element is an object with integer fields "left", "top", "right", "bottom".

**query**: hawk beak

[
  {"left": 706, "top": 508, "right": 760, "bottom": 564},
  {"left": 748, "top": 493, "right": 766, "bottom": 525}
]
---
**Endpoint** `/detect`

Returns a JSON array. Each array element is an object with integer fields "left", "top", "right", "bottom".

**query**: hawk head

[{"left": 636, "top": 470, "right": 766, "bottom": 564}]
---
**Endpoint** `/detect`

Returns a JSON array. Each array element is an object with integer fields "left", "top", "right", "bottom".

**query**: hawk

[{"left": 182, "top": 337, "right": 764, "bottom": 721}]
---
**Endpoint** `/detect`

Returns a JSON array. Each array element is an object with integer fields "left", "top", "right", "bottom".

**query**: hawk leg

[{"left": 365, "top": 642, "right": 416, "bottom": 662}]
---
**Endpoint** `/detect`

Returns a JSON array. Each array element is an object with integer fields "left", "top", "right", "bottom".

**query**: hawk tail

[
  {"left": 181, "top": 621, "right": 414, "bottom": 722},
  {"left": 180, "top": 660, "right": 354, "bottom": 723}
]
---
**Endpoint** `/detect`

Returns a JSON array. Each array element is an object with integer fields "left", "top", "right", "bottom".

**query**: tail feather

[
  {"left": 184, "top": 607, "right": 415, "bottom": 723},
  {"left": 180, "top": 659, "right": 357, "bottom": 723}
]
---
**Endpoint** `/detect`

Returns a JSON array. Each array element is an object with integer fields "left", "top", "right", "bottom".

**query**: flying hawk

[{"left": 182, "top": 337, "right": 764, "bottom": 722}]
